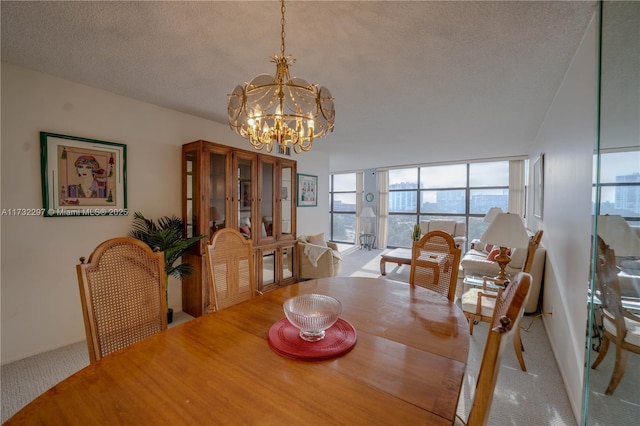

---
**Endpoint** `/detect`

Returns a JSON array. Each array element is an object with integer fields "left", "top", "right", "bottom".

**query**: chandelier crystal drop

[{"left": 227, "top": 0, "right": 335, "bottom": 154}]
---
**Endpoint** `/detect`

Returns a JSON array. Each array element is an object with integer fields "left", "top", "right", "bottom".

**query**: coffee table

[
  {"left": 380, "top": 248, "right": 412, "bottom": 275},
  {"left": 463, "top": 274, "right": 507, "bottom": 289}
]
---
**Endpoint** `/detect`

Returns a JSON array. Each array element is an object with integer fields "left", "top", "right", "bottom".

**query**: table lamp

[
  {"left": 597, "top": 214, "right": 640, "bottom": 257},
  {"left": 360, "top": 206, "right": 376, "bottom": 234},
  {"left": 483, "top": 207, "right": 504, "bottom": 223},
  {"left": 210, "top": 206, "right": 223, "bottom": 231},
  {"left": 480, "top": 212, "right": 529, "bottom": 281}
]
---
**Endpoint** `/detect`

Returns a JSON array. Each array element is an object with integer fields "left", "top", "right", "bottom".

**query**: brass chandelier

[{"left": 227, "top": 0, "right": 335, "bottom": 153}]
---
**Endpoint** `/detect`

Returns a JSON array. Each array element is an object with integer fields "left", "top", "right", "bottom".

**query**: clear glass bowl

[{"left": 283, "top": 294, "right": 342, "bottom": 342}]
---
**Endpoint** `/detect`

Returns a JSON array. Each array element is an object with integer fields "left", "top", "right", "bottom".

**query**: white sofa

[
  {"left": 459, "top": 238, "right": 546, "bottom": 314},
  {"left": 419, "top": 220, "right": 466, "bottom": 249}
]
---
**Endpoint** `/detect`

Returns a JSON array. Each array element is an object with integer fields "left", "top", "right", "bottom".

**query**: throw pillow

[
  {"left": 510, "top": 247, "right": 527, "bottom": 269},
  {"left": 239, "top": 225, "right": 251, "bottom": 237},
  {"left": 485, "top": 244, "right": 494, "bottom": 253},
  {"left": 307, "top": 233, "right": 328, "bottom": 247}
]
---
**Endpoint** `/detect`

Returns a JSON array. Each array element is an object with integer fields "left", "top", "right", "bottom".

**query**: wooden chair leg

[
  {"left": 605, "top": 346, "right": 628, "bottom": 395},
  {"left": 514, "top": 326, "right": 527, "bottom": 371},
  {"left": 468, "top": 316, "right": 474, "bottom": 335},
  {"left": 591, "top": 334, "right": 610, "bottom": 369}
]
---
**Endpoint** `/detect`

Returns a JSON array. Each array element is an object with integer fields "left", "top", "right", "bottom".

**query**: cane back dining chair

[
  {"left": 409, "top": 230, "right": 462, "bottom": 302},
  {"left": 458, "top": 271, "right": 532, "bottom": 426},
  {"left": 76, "top": 237, "right": 167, "bottom": 364},
  {"left": 461, "top": 230, "right": 543, "bottom": 371},
  {"left": 206, "top": 228, "right": 257, "bottom": 312},
  {"left": 590, "top": 235, "right": 640, "bottom": 395}
]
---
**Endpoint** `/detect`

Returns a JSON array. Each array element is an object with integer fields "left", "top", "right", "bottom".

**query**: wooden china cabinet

[{"left": 181, "top": 140, "right": 297, "bottom": 316}]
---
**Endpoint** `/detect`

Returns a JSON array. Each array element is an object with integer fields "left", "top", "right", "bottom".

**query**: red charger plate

[{"left": 267, "top": 317, "right": 357, "bottom": 361}]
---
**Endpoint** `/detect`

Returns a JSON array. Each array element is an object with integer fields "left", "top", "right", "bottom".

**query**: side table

[
  {"left": 462, "top": 274, "right": 507, "bottom": 292},
  {"left": 360, "top": 233, "right": 376, "bottom": 250}
]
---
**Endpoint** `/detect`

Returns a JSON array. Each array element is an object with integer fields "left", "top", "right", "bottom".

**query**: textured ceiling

[{"left": 1, "top": 1, "right": 597, "bottom": 171}]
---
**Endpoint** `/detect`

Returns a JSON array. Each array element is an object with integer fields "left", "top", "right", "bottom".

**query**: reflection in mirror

[{"left": 585, "top": 1, "right": 639, "bottom": 424}]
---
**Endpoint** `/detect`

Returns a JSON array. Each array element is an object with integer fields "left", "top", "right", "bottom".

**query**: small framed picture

[
  {"left": 239, "top": 180, "right": 251, "bottom": 210},
  {"left": 297, "top": 174, "right": 317, "bottom": 207},
  {"left": 40, "top": 132, "right": 127, "bottom": 217},
  {"left": 278, "top": 144, "right": 292, "bottom": 156}
]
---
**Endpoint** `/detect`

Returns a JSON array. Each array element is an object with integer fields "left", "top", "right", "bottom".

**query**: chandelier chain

[{"left": 280, "top": 0, "right": 286, "bottom": 57}]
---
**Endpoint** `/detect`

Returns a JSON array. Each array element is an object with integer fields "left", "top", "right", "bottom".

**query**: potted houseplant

[
  {"left": 129, "top": 212, "right": 206, "bottom": 323},
  {"left": 411, "top": 223, "right": 422, "bottom": 242}
]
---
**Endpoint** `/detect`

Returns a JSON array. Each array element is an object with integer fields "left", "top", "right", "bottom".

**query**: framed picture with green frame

[{"left": 297, "top": 174, "right": 317, "bottom": 207}]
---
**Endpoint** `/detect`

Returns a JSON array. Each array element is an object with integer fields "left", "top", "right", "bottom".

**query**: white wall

[
  {"left": 0, "top": 63, "right": 329, "bottom": 364},
  {"left": 527, "top": 14, "right": 597, "bottom": 421},
  {"left": 295, "top": 152, "right": 331, "bottom": 238}
]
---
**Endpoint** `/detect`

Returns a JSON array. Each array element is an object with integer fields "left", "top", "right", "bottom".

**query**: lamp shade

[
  {"left": 483, "top": 207, "right": 504, "bottom": 223},
  {"left": 481, "top": 212, "right": 529, "bottom": 249},
  {"left": 210, "top": 206, "right": 222, "bottom": 222},
  {"left": 597, "top": 215, "right": 640, "bottom": 257},
  {"left": 360, "top": 206, "right": 376, "bottom": 218}
]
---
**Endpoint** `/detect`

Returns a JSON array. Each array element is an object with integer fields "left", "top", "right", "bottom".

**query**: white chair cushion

[
  {"left": 429, "top": 220, "right": 456, "bottom": 235},
  {"left": 602, "top": 313, "right": 640, "bottom": 346},
  {"left": 454, "top": 222, "right": 466, "bottom": 238},
  {"left": 419, "top": 221, "right": 430, "bottom": 234},
  {"left": 461, "top": 256, "right": 501, "bottom": 277},
  {"left": 510, "top": 247, "right": 527, "bottom": 269},
  {"left": 461, "top": 288, "right": 497, "bottom": 318}
]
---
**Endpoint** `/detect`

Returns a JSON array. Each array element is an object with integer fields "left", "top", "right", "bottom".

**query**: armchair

[{"left": 296, "top": 234, "right": 342, "bottom": 279}]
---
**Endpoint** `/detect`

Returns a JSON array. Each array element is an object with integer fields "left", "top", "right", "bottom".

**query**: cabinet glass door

[
  {"left": 281, "top": 164, "right": 293, "bottom": 238},
  {"left": 236, "top": 154, "right": 255, "bottom": 239},
  {"left": 209, "top": 151, "right": 227, "bottom": 237},
  {"left": 184, "top": 150, "right": 197, "bottom": 239},
  {"left": 282, "top": 244, "right": 295, "bottom": 281},
  {"left": 258, "top": 158, "right": 276, "bottom": 242},
  {"left": 261, "top": 249, "right": 276, "bottom": 290}
]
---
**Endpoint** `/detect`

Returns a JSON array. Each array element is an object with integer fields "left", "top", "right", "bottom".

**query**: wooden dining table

[{"left": 6, "top": 277, "right": 470, "bottom": 425}]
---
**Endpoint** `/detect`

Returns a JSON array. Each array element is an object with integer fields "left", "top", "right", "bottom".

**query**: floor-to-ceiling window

[
  {"left": 596, "top": 150, "right": 640, "bottom": 225},
  {"left": 329, "top": 172, "right": 358, "bottom": 243},
  {"left": 386, "top": 160, "right": 513, "bottom": 249}
]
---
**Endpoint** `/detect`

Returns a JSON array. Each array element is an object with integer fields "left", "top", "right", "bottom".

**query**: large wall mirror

[{"left": 584, "top": 1, "right": 639, "bottom": 424}]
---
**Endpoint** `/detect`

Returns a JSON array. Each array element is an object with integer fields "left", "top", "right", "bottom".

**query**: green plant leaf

[{"left": 128, "top": 211, "right": 206, "bottom": 278}]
